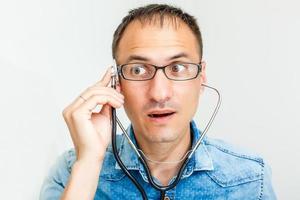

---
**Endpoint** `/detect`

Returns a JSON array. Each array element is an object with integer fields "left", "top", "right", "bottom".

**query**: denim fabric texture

[{"left": 40, "top": 121, "right": 276, "bottom": 200}]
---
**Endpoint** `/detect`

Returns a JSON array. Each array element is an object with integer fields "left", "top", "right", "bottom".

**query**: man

[{"left": 40, "top": 4, "right": 276, "bottom": 200}]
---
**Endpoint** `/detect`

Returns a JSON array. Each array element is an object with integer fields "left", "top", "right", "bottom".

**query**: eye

[
  {"left": 171, "top": 64, "right": 186, "bottom": 73},
  {"left": 130, "top": 65, "right": 147, "bottom": 75}
]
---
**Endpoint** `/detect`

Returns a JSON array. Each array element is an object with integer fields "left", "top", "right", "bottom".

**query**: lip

[
  {"left": 146, "top": 109, "right": 176, "bottom": 124},
  {"left": 147, "top": 109, "right": 176, "bottom": 114}
]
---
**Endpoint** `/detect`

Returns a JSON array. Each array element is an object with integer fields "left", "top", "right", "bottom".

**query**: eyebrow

[{"left": 124, "top": 52, "right": 189, "bottom": 63}]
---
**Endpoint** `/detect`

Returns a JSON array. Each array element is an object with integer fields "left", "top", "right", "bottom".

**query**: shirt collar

[
  {"left": 188, "top": 120, "right": 214, "bottom": 172},
  {"left": 115, "top": 120, "right": 214, "bottom": 175},
  {"left": 114, "top": 125, "right": 140, "bottom": 170}
]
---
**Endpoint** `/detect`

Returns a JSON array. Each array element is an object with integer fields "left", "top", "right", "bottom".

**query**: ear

[
  {"left": 200, "top": 61, "right": 207, "bottom": 84},
  {"left": 116, "top": 78, "right": 122, "bottom": 93}
]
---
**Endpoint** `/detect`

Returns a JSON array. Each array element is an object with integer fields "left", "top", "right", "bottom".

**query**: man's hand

[
  {"left": 62, "top": 68, "right": 124, "bottom": 163},
  {"left": 60, "top": 68, "right": 124, "bottom": 200}
]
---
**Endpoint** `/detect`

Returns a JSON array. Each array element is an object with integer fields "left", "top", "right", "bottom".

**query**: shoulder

[
  {"left": 39, "top": 149, "right": 76, "bottom": 199},
  {"left": 49, "top": 134, "right": 124, "bottom": 177},
  {"left": 203, "top": 137, "right": 268, "bottom": 187},
  {"left": 53, "top": 133, "right": 125, "bottom": 170},
  {"left": 204, "top": 137, "right": 264, "bottom": 164},
  {"left": 47, "top": 149, "right": 77, "bottom": 184}
]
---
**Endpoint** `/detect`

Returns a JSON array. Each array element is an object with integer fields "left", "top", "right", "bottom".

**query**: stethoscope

[{"left": 110, "top": 63, "right": 221, "bottom": 200}]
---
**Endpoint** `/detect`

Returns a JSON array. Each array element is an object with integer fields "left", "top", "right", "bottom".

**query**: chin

[{"left": 144, "top": 126, "right": 179, "bottom": 143}]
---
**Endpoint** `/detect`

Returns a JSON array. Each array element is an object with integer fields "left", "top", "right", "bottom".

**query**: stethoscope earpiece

[{"left": 111, "top": 59, "right": 119, "bottom": 89}]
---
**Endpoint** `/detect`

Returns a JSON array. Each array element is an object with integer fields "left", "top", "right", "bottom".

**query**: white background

[{"left": 0, "top": 0, "right": 299, "bottom": 199}]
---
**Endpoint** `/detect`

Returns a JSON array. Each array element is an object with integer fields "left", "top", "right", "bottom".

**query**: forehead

[{"left": 116, "top": 18, "right": 200, "bottom": 64}]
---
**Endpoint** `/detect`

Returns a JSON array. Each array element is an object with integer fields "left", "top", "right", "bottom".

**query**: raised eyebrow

[
  {"left": 125, "top": 52, "right": 190, "bottom": 63},
  {"left": 125, "top": 55, "right": 149, "bottom": 63},
  {"left": 169, "top": 52, "right": 189, "bottom": 60}
]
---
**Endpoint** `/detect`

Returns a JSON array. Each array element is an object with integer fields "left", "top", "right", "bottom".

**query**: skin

[
  {"left": 117, "top": 18, "right": 207, "bottom": 184},
  {"left": 61, "top": 17, "right": 207, "bottom": 199}
]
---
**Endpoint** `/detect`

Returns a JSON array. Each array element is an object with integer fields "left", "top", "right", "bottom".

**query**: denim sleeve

[
  {"left": 262, "top": 162, "right": 277, "bottom": 200},
  {"left": 39, "top": 150, "right": 74, "bottom": 200}
]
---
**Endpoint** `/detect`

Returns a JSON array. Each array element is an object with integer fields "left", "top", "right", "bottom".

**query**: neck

[{"left": 134, "top": 125, "right": 192, "bottom": 186}]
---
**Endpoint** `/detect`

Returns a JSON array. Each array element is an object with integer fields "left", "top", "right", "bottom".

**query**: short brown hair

[{"left": 112, "top": 4, "right": 203, "bottom": 61}]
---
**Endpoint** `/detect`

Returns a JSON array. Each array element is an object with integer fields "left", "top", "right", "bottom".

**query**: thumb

[{"left": 100, "top": 104, "right": 112, "bottom": 118}]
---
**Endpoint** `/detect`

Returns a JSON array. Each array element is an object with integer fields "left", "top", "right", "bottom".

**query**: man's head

[
  {"left": 112, "top": 4, "right": 207, "bottom": 145},
  {"left": 112, "top": 4, "right": 203, "bottom": 60}
]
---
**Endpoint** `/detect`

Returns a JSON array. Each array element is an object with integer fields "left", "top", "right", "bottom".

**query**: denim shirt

[{"left": 40, "top": 121, "right": 276, "bottom": 200}]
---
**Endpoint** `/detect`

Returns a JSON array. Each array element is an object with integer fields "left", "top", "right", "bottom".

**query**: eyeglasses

[{"left": 118, "top": 62, "right": 202, "bottom": 81}]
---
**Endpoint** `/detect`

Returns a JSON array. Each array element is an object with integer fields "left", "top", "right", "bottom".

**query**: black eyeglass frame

[{"left": 117, "top": 62, "right": 202, "bottom": 81}]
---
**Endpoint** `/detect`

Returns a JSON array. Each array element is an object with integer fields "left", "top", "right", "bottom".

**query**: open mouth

[{"left": 148, "top": 112, "right": 175, "bottom": 118}]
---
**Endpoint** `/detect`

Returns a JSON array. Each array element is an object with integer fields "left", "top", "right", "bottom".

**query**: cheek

[
  {"left": 176, "top": 83, "right": 201, "bottom": 117},
  {"left": 121, "top": 83, "right": 146, "bottom": 115}
]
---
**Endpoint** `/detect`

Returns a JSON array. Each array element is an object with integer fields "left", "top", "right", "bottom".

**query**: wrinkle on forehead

[
  {"left": 128, "top": 33, "right": 187, "bottom": 50},
  {"left": 129, "top": 44, "right": 186, "bottom": 51},
  {"left": 116, "top": 16, "right": 200, "bottom": 63},
  {"left": 120, "top": 19, "right": 194, "bottom": 50}
]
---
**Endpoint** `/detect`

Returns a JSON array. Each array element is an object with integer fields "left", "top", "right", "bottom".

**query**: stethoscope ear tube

[
  {"left": 110, "top": 65, "right": 148, "bottom": 199},
  {"left": 110, "top": 64, "right": 221, "bottom": 199},
  {"left": 111, "top": 107, "right": 148, "bottom": 200},
  {"left": 136, "top": 84, "right": 221, "bottom": 193},
  {"left": 187, "top": 83, "right": 222, "bottom": 159}
]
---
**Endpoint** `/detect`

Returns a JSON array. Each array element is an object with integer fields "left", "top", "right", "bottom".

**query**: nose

[{"left": 147, "top": 69, "right": 173, "bottom": 103}]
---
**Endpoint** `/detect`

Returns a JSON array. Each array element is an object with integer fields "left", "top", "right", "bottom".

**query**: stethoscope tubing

[{"left": 111, "top": 72, "right": 221, "bottom": 199}]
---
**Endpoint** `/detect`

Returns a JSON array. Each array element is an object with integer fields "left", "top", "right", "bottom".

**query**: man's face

[{"left": 116, "top": 19, "right": 206, "bottom": 144}]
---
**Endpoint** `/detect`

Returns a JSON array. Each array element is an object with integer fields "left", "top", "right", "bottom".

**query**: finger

[
  {"left": 79, "top": 87, "right": 124, "bottom": 106},
  {"left": 99, "top": 104, "right": 112, "bottom": 119},
  {"left": 83, "top": 86, "right": 124, "bottom": 100},
  {"left": 62, "top": 111, "right": 79, "bottom": 152},
  {"left": 63, "top": 120, "right": 78, "bottom": 145},
  {"left": 69, "top": 87, "right": 124, "bottom": 112},
  {"left": 116, "top": 83, "right": 121, "bottom": 93},
  {"left": 95, "top": 67, "right": 112, "bottom": 87},
  {"left": 64, "top": 67, "right": 118, "bottom": 114},
  {"left": 75, "top": 94, "right": 124, "bottom": 117}
]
